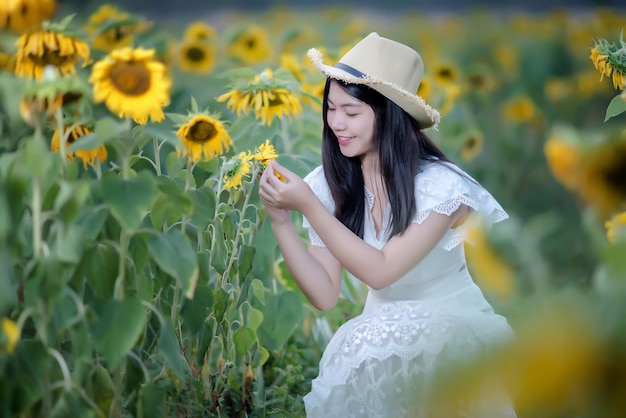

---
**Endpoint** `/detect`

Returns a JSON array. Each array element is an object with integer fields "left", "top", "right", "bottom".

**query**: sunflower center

[
  {"left": 30, "top": 48, "right": 69, "bottom": 66},
  {"left": 245, "top": 37, "right": 256, "bottom": 50},
  {"left": 186, "top": 46, "right": 205, "bottom": 62},
  {"left": 268, "top": 95, "right": 284, "bottom": 107},
  {"left": 189, "top": 121, "right": 217, "bottom": 143},
  {"left": 109, "top": 61, "right": 151, "bottom": 96},
  {"left": 604, "top": 155, "right": 626, "bottom": 199}
]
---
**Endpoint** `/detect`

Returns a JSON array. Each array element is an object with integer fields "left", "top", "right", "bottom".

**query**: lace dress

[{"left": 301, "top": 161, "right": 517, "bottom": 418}]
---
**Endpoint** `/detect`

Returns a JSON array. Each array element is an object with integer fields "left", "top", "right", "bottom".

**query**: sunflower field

[{"left": 0, "top": 1, "right": 625, "bottom": 417}]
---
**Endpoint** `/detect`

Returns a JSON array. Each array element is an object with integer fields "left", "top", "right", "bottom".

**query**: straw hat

[{"left": 307, "top": 32, "right": 440, "bottom": 129}]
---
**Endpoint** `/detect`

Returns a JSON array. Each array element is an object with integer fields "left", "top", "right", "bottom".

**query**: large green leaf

[
  {"left": 137, "top": 384, "right": 166, "bottom": 418},
  {"left": 101, "top": 170, "right": 157, "bottom": 231},
  {"left": 233, "top": 326, "right": 257, "bottom": 357},
  {"left": 147, "top": 229, "right": 199, "bottom": 299},
  {"left": 189, "top": 187, "right": 216, "bottom": 230},
  {"left": 91, "top": 299, "right": 148, "bottom": 369},
  {"left": 238, "top": 245, "right": 256, "bottom": 281},
  {"left": 157, "top": 319, "right": 185, "bottom": 380},
  {"left": 257, "top": 291, "right": 303, "bottom": 351},
  {"left": 604, "top": 94, "right": 626, "bottom": 122},
  {"left": 181, "top": 285, "right": 214, "bottom": 334}
]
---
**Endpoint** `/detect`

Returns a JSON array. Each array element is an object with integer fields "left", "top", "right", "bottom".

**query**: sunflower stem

[
  {"left": 32, "top": 178, "right": 42, "bottom": 259},
  {"left": 153, "top": 137, "right": 162, "bottom": 176},
  {"left": 113, "top": 228, "right": 129, "bottom": 300}
]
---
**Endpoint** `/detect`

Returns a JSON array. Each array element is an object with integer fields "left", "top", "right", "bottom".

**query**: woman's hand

[{"left": 258, "top": 161, "right": 314, "bottom": 215}]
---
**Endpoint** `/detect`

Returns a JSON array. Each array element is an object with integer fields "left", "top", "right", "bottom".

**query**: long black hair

[{"left": 321, "top": 79, "right": 451, "bottom": 239}]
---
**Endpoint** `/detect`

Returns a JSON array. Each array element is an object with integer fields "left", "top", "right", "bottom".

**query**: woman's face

[{"left": 326, "top": 80, "right": 376, "bottom": 161}]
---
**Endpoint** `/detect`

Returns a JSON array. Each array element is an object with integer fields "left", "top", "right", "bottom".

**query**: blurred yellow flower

[
  {"left": 15, "top": 29, "right": 90, "bottom": 80},
  {"left": 223, "top": 151, "right": 254, "bottom": 190},
  {"left": 217, "top": 68, "right": 302, "bottom": 126},
  {"left": 175, "top": 114, "right": 232, "bottom": 163},
  {"left": 417, "top": 75, "right": 433, "bottom": 101},
  {"left": 502, "top": 95, "right": 537, "bottom": 123},
  {"left": 183, "top": 21, "right": 217, "bottom": 43},
  {"left": 1, "top": 317, "right": 20, "bottom": 353},
  {"left": 464, "top": 217, "right": 516, "bottom": 299},
  {"left": 84, "top": 4, "right": 151, "bottom": 52},
  {"left": 544, "top": 77, "right": 573, "bottom": 102},
  {"left": 279, "top": 53, "right": 306, "bottom": 82},
  {"left": 543, "top": 136, "right": 582, "bottom": 190},
  {"left": 227, "top": 25, "right": 272, "bottom": 66},
  {"left": 493, "top": 44, "right": 518, "bottom": 77},
  {"left": 301, "top": 80, "right": 325, "bottom": 112},
  {"left": 433, "top": 62, "right": 460, "bottom": 86},
  {"left": 605, "top": 212, "right": 626, "bottom": 244},
  {"left": 459, "top": 131, "right": 484, "bottom": 163},
  {"left": 590, "top": 41, "right": 626, "bottom": 90},
  {"left": 89, "top": 47, "right": 171, "bottom": 125},
  {"left": 51, "top": 125, "right": 107, "bottom": 169},
  {"left": 578, "top": 135, "right": 626, "bottom": 219},
  {"left": 176, "top": 40, "right": 215, "bottom": 74},
  {"left": 0, "top": 0, "right": 56, "bottom": 33}
]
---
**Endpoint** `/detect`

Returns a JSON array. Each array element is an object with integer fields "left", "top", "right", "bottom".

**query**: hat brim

[{"left": 307, "top": 48, "right": 440, "bottom": 129}]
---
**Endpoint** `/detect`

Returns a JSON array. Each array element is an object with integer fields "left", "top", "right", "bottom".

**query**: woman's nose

[{"left": 329, "top": 114, "right": 344, "bottom": 131}]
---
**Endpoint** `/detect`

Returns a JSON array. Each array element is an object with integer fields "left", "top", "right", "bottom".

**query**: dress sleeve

[
  {"left": 413, "top": 161, "right": 508, "bottom": 250},
  {"left": 302, "top": 165, "right": 335, "bottom": 247}
]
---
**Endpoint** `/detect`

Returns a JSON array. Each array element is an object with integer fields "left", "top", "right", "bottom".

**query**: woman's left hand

[{"left": 258, "top": 161, "right": 313, "bottom": 213}]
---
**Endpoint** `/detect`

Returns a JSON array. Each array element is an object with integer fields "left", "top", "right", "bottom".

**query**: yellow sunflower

[
  {"left": 417, "top": 75, "right": 433, "bottom": 102},
  {"left": 51, "top": 125, "right": 108, "bottom": 169},
  {"left": 89, "top": 47, "right": 171, "bottom": 125},
  {"left": 217, "top": 68, "right": 303, "bottom": 127},
  {"left": 301, "top": 80, "right": 325, "bottom": 112},
  {"left": 223, "top": 151, "right": 254, "bottom": 190},
  {"left": 543, "top": 135, "right": 582, "bottom": 191},
  {"left": 175, "top": 113, "right": 232, "bottom": 163},
  {"left": 279, "top": 53, "right": 305, "bottom": 82},
  {"left": 0, "top": 0, "right": 57, "bottom": 33},
  {"left": 605, "top": 212, "right": 626, "bottom": 244},
  {"left": 84, "top": 4, "right": 151, "bottom": 52},
  {"left": 1, "top": 317, "right": 20, "bottom": 354},
  {"left": 176, "top": 39, "right": 215, "bottom": 74},
  {"left": 226, "top": 25, "right": 272, "bottom": 66},
  {"left": 502, "top": 95, "right": 537, "bottom": 123},
  {"left": 254, "top": 139, "right": 285, "bottom": 182},
  {"left": 14, "top": 28, "right": 90, "bottom": 80},
  {"left": 183, "top": 21, "right": 217, "bottom": 43},
  {"left": 590, "top": 38, "right": 626, "bottom": 90},
  {"left": 459, "top": 131, "right": 484, "bottom": 163},
  {"left": 578, "top": 135, "right": 626, "bottom": 218},
  {"left": 432, "top": 62, "right": 460, "bottom": 86}
]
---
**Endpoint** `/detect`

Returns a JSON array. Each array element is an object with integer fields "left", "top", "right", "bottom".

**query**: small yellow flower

[
  {"left": 1, "top": 317, "right": 20, "bottom": 353},
  {"left": 0, "top": 0, "right": 57, "bottom": 33},
  {"left": 51, "top": 125, "right": 108, "bottom": 169},
  {"left": 459, "top": 131, "right": 483, "bottom": 163},
  {"left": 176, "top": 39, "right": 215, "bottom": 74},
  {"left": 175, "top": 113, "right": 232, "bottom": 163},
  {"left": 605, "top": 212, "right": 626, "bottom": 244},
  {"left": 84, "top": 4, "right": 151, "bottom": 52},
  {"left": 254, "top": 139, "right": 285, "bottom": 181},
  {"left": 183, "top": 21, "right": 217, "bottom": 43},
  {"left": 223, "top": 151, "right": 254, "bottom": 190},
  {"left": 502, "top": 95, "right": 537, "bottom": 123},
  {"left": 89, "top": 47, "right": 171, "bottom": 125}
]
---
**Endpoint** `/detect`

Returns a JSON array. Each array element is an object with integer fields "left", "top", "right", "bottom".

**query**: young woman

[{"left": 258, "top": 32, "right": 517, "bottom": 417}]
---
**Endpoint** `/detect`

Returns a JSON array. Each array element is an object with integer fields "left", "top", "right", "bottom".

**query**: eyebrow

[{"left": 327, "top": 99, "right": 364, "bottom": 108}]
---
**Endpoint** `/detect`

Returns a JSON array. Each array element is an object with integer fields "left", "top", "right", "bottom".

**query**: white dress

[{"left": 301, "top": 161, "right": 517, "bottom": 418}]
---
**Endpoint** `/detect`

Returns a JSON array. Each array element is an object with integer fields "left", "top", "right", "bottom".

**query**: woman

[{"left": 258, "top": 32, "right": 517, "bottom": 417}]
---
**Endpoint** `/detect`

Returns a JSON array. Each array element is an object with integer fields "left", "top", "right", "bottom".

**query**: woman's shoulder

[{"left": 413, "top": 160, "right": 508, "bottom": 226}]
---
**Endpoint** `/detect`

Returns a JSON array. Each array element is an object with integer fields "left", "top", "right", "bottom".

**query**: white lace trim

[{"left": 302, "top": 162, "right": 508, "bottom": 249}]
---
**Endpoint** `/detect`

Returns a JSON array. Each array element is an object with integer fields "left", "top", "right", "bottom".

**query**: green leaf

[
  {"left": 209, "top": 220, "right": 227, "bottom": 275},
  {"left": 68, "top": 117, "right": 129, "bottom": 152},
  {"left": 257, "top": 291, "right": 303, "bottom": 351},
  {"left": 90, "top": 364, "right": 115, "bottom": 414},
  {"left": 137, "top": 384, "right": 166, "bottom": 418},
  {"left": 241, "top": 301, "right": 264, "bottom": 330},
  {"left": 101, "top": 170, "right": 157, "bottom": 231},
  {"left": 134, "top": 122, "right": 183, "bottom": 149},
  {"left": 157, "top": 319, "right": 185, "bottom": 380},
  {"left": 233, "top": 326, "right": 257, "bottom": 357},
  {"left": 604, "top": 94, "right": 626, "bottom": 122},
  {"left": 147, "top": 229, "right": 199, "bottom": 299},
  {"left": 92, "top": 299, "right": 148, "bottom": 369},
  {"left": 181, "top": 285, "right": 214, "bottom": 334},
  {"left": 238, "top": 245, "right": 256, "bottom": 280},
  {"left": 84, "top": 242, "right": 118, "bottom": 299},
  {"left": 189, "top": 187, "right": 216, "bottom": 230}
]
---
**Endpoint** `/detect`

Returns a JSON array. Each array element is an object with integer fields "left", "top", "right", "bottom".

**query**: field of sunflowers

[{"left": 0, "top": 0, "right": 625, "bottom": 417}]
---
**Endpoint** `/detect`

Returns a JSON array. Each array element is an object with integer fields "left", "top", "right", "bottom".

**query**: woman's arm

[
  {"left": 260, "top": 161, "right": 466, "bottom": 290},
  {"left": 260, "top": 192, "right": 342, "bottom": 311}
]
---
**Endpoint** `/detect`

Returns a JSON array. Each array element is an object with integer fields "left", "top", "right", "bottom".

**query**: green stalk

[
  {"left": 153, "top": 137, "right": 162, "bottom": 176},
  {"left": 113, "top": 229, "right": 129, "bottom": 300},
  {"left": 32, "top": 178, "right": 42, "bottom": 259}
]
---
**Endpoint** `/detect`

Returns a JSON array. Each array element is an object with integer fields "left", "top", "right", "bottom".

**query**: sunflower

[
  {"left": 301, "top": 80, "right": 325, "bottom": 112},
  {"left": 502, "top": 95, "right": 537, "bottom": 123},
  {"left": 183, "top": 21, "right": 217, "bottom": 43},
  {"left": 14, "top": 27, "right": 90, "bottom": 80},
  {"left": 51, "top": 125, "right": 108, "bottom": 169},
  {"left": 459, "top": 131, "right": 484, "bottom": 163},
  {"left": 175, "top": 113, "right": 232, "bottom": 163},
  {"left": 1, "top": 317, "right": 20, "bottom": 354},
  {"left": 543, "top": 135, "right": 582, "bottom": 191},
  {"left": 578, "top": 135, "right": 626, "bottom": 218},
  {"left": 605, "top": 212, "right": 626, "bottom": 244},
  {"left": 217, "top": 68, "right": 303, "bottom": 127},
  {"left": 0, "top": 0, "right": 57, "bottom": 33},
  {"left": 226, "top": 25, "right": 272, "bottom": 66},
  {"left": 223, "top": 151, "right": 254, "bottom": 190},
  {"left": 89, "top": 47, "right": 171, "bottom": 125},
  {"left": 279, "top": 53, "right": 305, "bottom": 82},
  {"left": 176, "top": 39, "right": 215, "bottom": 74},
  {"left": 590, "top": 37, "right": 626, "bottom": 90},
  {"left": 417, "top": 75, "right": 433, "bottom": 102},
  {"left": 0, "top": 51, "right": 15, "bottom": 72},
  {"left": 432, "top": 62, "right": 460, "bottom": 86},
  {"left": 254, "top": 139, "right": 285, "bottom": 182},
  {"left": 84, "top": 4, "right": 151, "bottom": 52}
]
